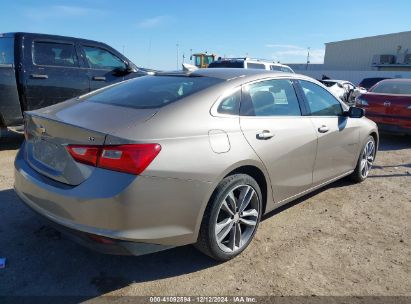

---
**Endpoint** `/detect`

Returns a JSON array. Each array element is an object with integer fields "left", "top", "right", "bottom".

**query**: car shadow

[
  {"left": 262, "top": 178, "right": 353, "bottom": 221},
  {"left": 0, "top": 130, "right": 409, "bottom": 298},
  {"left": 0, "top": 130, "right": 24, "bottom": 151},
  {"left": 0, "top": 188, "right": 219, "bottom": 298},
  {"left": 378, "top": 133, "right": 411, "bottom": 151}
]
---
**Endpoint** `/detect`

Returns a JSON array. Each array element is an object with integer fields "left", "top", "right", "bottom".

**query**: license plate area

[{"left": 31, "top": 138, "right": 68, "bottom": 172}]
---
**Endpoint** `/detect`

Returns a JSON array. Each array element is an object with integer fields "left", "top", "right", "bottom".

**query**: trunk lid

[
  {"left": 362, "top": 93, "right": 411, "bottom": 120},
  {"left": 24, "top": 100, "right": 158, "bottom": 185}
]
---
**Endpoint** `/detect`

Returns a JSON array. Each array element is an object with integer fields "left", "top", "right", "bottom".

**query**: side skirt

[{"left": 265, "top": 170, "right": 354, "bottom": 213}]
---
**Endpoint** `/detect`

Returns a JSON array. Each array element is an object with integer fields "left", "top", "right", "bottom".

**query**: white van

[{"left": 208, "top": 57, "right": 295, "bottom": 73}]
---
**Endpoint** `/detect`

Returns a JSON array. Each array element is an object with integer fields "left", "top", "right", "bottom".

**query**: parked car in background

[
  {"left": 319, "top": 79, "right": 363, "bottom": 104},
  {"left": 15, "top": 69, "right": 378, "bottom": 261},
  {"left": 208, "top": 58, "right": 295, "bottom": 73},
  {"left": 358, "top": 77, "right": 391, "bottom": 91},
  {"left": 356, "top": 78, "right": 411, "bottom": 135},
  {"left": 0, "top": 32, "right": 148, "bottom": 131}
]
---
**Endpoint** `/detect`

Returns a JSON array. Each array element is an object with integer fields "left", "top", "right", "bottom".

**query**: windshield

[
  {"left": 0, "top": 37, "right": 14, "bottom": 65},
  {"left": 85, "top": 75, "right": 223, "bottom": 109},
  {"left": 359, "top": 78, "right": 390, "bottom": 89},
  {"left": 320, "top": 81, "right": 337, "bottom": 87},
  {"left": 270, "top": 65, "right": 293, "bottom": 73},
  {"left": 370, "top": 81, "right": 411, "bottom": 95}
]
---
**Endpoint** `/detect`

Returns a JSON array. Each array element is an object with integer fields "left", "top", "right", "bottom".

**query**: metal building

[
  {"left": 324, "top": 31, "right": 411, "bottom": 71},
  {"left": 288, "top": 31, "right": 411, "bottom": 84}
]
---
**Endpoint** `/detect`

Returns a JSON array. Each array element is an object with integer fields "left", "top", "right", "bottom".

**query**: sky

[{"left": 1, "top": 0, "right": 411, "bottom": 70}]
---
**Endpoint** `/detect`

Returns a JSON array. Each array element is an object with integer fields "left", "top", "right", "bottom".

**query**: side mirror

[
  {"left": 346, "top": 106, "right": 365, "bottom": 118},
  {"left": 126, "top": 62, "right": 137, "bottom": 73},
  {"left": 112, "top": 63, "right": 137, "bottom": 76}
]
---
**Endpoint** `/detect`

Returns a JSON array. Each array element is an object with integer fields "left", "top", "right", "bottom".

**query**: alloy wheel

[
  {"left": 214, "top": 185, "right": 260, "bottom": 253},
  {"left": 360, "top": 139, "right": 375, "bottom": 178}
]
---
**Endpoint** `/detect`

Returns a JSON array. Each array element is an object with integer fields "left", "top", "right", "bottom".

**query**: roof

[
  {"left": 190, "top": 68, "right": 295, "bottom": 80},
  {"left": 326, "top": 30, "right": 411, "bottom": 45},
  {"left": 0, "top": 32, "right": 106, "bottom": 45},
  {"left": 376, "top": 78, "right": 411, "bottom": 83}
]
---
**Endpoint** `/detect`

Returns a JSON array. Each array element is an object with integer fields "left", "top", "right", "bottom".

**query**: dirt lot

[{"left": 0, "top": 130, "right": 410, "bottom": 298}]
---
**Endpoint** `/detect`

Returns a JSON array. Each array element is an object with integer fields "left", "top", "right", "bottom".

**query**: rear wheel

[
  {"left": 351, "top": 136, "right": 376, "bottom": 183},
  {"left": 195, "top": 174, "right": 262, "bottom": 261}
]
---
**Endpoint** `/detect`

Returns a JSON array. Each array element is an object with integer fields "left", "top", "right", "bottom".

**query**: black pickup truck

[{"left": 0, "top": 32, "right": 148, "bottom": 130}]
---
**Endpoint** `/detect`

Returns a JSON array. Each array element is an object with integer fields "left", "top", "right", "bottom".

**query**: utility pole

[
  {"left": 176, "top": 43, "right": 179, "bottom": 69},
  {"left": 306, "top": 47, "right": 310, "bottom": 70}
]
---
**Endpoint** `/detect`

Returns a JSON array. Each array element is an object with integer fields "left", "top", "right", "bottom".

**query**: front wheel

[
  {"left": 351, "top": 135, "right": 376, "bottom": 183},
  {"left": 195, "top": 174, "right": 262, "bottom": 261}
]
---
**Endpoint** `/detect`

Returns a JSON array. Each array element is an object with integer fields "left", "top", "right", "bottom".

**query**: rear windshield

[
  {"left": 319, "top": 81, "right": 336, "bottom": 87},
  {"left": 247, "top": 63, "right": 266, "bottom": 69},
  {"left": 359, "top": 78, "right": 389, "bottom": 89},
  {"left": 370, "top": 81, "right": 411, "bottom": 95},
  {"left": 208, "top": 61, "right": 244, "bottom": 68},
  {"left": 270, "top": 65, "right": 293, "bottom": 73},
  {"left": 0, "top": 37, "right": 14, "bottom": 65},
  {"left": 85, "top": 75, "right": 223, "bottom": 109}
]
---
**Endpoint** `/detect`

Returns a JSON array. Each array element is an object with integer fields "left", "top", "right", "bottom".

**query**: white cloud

[
  {"left": 265, "top": 44, "right": 325, "bottom": 63},
  {"left": 136, "top": 16, "right": 172, "bottom": 28}
]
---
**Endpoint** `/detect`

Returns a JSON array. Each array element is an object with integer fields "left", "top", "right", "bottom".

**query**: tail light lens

[
  {"left": 355, "top": 97, "right": 369, "bottom": 106},
  {"left": 66, "top": 143, "right": 161, "bottom": 175},
  {"left": 66, "top": 145, "right": 101, "bottom": 166},
  {"left": 98, "top": 144, "right": 161, "bottom": 175}
]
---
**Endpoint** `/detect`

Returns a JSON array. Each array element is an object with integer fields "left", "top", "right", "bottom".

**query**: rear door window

[
  {"left": 241, "top": 79, "right": 302, "bottom": 116},
  {"left": 246, "top": 63, "right": 265, "bottom": 69},
  {"left": 217, "top": 90, "right": 241, "bottom": 115},
  {"left": 82, "top": 46, "right": 126, "bottom": 70},
  {"left": 0, "top": 37, "right": 14, "bottom": 65},
  {"left": 370, "top": 81, "right": 411, "bottom": 95},
  {"left": 33, "top": 41, "right": 79, "bottom": 67},
  {"left": 85, "top": 75, "right": 223, "bottom": 109}
]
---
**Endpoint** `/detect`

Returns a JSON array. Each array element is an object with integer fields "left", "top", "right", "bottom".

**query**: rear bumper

[
  {"left": 377, "top": 123, "right": 411, "bottom": 135},
  {"left": 14, "top": 145, "right": 213, "bottom": 254}
]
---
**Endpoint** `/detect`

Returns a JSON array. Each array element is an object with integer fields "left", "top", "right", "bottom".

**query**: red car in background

[{"left": 356, "top": 79, "right": 411, "bottom": 135}]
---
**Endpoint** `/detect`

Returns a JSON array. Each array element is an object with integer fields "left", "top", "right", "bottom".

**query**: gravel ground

[{"left": 0, "top": 130, "right": 410, "bottom": 298}]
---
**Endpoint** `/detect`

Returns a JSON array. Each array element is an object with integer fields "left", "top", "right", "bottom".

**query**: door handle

[
  {"left": 318, "top": 125, "right": 329, "bottom": 133},
  {"left": 92, "top": 76, "right": 106, "bottom": 81},
  {"left": 30, "top": 74, "right": 48, "bottom": 79},
  {"left": 256, "top": 130, "right": 275, "bottom": 140}
]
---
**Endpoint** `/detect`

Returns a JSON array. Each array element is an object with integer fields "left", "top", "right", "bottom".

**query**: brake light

[
  {"left": 66, "top": 145, "right": 101, "bottom": 166},
  {"left": 66, "top": 144, "right": 161, "bottom": 175},
  {"left": 98, "top": 144, "right": 161, "bottom": 174}
]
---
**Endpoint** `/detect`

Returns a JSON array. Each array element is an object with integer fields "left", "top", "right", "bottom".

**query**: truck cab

[{"left": 0, "top": 32, "right": 146, "bottom": 129}]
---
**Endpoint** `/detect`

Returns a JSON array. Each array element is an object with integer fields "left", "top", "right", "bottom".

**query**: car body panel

[
  {"left": 14, "top": 69, "right": 379, "bottom": 255},
  {"left": 356, "top": 79, "right": 411, "bottom": 134},
  {"left": 0, "top": 32, "right": 147, "bottom": 128},
  {"left": 240, "top": 116, "right": 317, "bottom": 202},
  {"left": 309, "top": 116, "right": 361, "bottom": 184}
]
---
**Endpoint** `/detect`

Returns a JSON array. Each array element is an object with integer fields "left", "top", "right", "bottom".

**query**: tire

[
  {"left": 351, "top": 135, "right": 376, "bottom": 183},
  {"left": 195, "top": 174, "right": 262, "bottom": 261}
]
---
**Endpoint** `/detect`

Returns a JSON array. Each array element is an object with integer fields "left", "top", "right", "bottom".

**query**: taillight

[
  {"left": 355, "top": 97, "right": 369, "bottom": 106},
  {"left": 66, "top": 145, "right": 101, "bottom": 166},
  {"left": 66, "top": 144, "right": 161, "bottom": 175}
]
